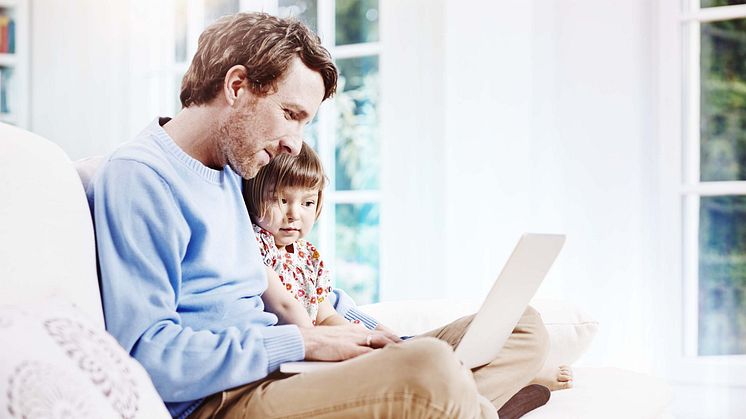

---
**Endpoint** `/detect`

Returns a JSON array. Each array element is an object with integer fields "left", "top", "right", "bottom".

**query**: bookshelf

[{"left": 0, "top": 0, "right": 28, "bottom": 128}]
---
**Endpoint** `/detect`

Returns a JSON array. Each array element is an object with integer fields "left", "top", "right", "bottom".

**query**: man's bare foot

[{"left": 530, "top": 364, "right": 573, "bottom": 391}]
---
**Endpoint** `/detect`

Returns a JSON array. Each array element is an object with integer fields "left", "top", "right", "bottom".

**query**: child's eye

[
  {"left": 304, "top": 201, "right": 316, "bottom": 207},
  {"left": 283, "top": 109, "right": 296, "bottom": 120},
  {"left": 280, "top": 198, "right": 288, "bottom": 204}
]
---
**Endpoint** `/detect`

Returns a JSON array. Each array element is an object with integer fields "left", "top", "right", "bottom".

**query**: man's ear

[{"left": 224, "top": 65, "right": 249, "bottom": 106}]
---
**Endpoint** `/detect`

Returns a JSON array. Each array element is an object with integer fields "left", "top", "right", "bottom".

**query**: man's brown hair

[
  {"left": 243, "top": 142, "right": 327, "bottom": 223},
  {"left": 180, "top": 12, "right": 337, "bottom": 107}
]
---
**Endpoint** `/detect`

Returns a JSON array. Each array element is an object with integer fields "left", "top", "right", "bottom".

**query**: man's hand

[{"left": 299, "top": 325, "right": 399, "bottom": 361}]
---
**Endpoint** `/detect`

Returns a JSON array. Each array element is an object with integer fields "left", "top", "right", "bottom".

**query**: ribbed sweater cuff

[
  {"left": 344, "top": 307, "right": 379, "bottom": 330},
  {"left": 263, "top": 325, "right": 305, "bottom": 372}
]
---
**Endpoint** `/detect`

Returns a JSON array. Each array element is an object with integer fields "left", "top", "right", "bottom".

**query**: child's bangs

[{"left": 275, "top": 157, "right": 326, "bottom": 192}]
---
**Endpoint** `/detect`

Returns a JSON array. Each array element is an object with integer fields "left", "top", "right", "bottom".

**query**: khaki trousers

[{"left": 190, "top": 306, "right": 549, "bottom": 419}]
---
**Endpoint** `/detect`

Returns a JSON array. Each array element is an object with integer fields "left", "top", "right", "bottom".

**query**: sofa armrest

[{"left": 0, "top": 123, "right": 103, "bottom": 327}]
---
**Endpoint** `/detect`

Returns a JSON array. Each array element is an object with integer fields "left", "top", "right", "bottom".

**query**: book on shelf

[
  {"left": 0, "top": 15, "right": 14, "bottom": 54},
  {"left": 7, "top": 17, "right": 14, "bottom": 53},
  {"left": 0, "top": 68, "right": 8, "bottom": 114}
]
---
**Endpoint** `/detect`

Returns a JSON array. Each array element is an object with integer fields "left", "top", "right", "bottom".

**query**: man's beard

[{"left": 217, "top": 107, "right": 261, "bottom": 179}]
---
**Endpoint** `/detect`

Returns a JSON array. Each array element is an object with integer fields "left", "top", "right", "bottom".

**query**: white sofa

[{"left": 0, "top": 123, "right": 673, "bottom": 418}]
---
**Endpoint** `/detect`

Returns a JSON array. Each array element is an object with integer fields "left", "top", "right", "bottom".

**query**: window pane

[
  {"left": 278, "top": 0, "right": 317, "bottom": 33},
  {"left": 335, "top": 0, "right": 379, "bottom": 45},
  {"left": 175, "top": 72, "right": 184, "bottom": 114},
  {"left": 204, "top": 0, "right": 239, "bottom": 26},
  {"left": 304, "top": 113, "right": 320, "bottom": 151},
  {"left": 700, "top": 18, "right": 746, "bottom": 181},
  {"left": 0, "top": 67, "right": 13, "bottom": 114},
  {"left": 698, "top": 195, "right": 746, "bottom": 355},
  {"left": 335, "top": 56, "right": 379, "bottom": 190},
  {"left": 305, "top": 222, "right": 320, "bottom": 248},
  {"left": 334, "top": 203, "right": 379, "bottom": 304},
  {"left": 701, "top": 0, "right": 746, "bottom": 7},
  {"left": 175, "top": 0, "right": 188, "bottom": 63}
]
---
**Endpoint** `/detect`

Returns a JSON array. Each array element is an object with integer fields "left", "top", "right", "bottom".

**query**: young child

[
  {"left": 243, "top": 142, "right": 368, "bottom": 328},
  {"left": 243, "top": 143, "right": 572, "bottom": 392}
]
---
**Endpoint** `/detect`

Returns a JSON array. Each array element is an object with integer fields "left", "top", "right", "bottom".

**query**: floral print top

[{"left": 253, "top": 224, "right": 332, "bottom": 324}]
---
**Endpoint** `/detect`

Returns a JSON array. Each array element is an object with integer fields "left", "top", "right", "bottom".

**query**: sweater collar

[{"left": 151, "top": 117, "right": 224, "bottom": 184}]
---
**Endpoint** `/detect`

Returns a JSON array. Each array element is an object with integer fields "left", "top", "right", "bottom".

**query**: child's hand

[
  {"left": 374, "top": 323, "right": 401, "bottom": 343},
  {"left": 349, "top": 319, "right": 369, "bottom": 330},
  {"left": 345, "top": 321, "right": 400, "bottom": 343},
  {"left": 375, "top": 323, "right": 397, "bottom": 335}
]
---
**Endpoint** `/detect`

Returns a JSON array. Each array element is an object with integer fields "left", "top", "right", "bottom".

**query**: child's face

[{"left": 256, "top": 187, "right": 319, "bottom": 249}]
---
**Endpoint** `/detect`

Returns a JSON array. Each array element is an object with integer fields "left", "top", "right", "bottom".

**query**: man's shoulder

[
  {"left": 110, "top": 135, "right": 167, "bottom": 171},
  {"left": 99, "top": 131, "right": 173, "bottom": 182},
  {"left": 89, "top": 129, "right": 181, "bottom": 207}
]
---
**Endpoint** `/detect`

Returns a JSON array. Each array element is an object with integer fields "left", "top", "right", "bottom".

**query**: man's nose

[{"left": 278, "top": 133, "right": 302, "bottom": 156}]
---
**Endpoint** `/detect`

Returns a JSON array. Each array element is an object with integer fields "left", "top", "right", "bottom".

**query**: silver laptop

[{"left": 280, "top": 233, "right": 565, "bottom": 373}]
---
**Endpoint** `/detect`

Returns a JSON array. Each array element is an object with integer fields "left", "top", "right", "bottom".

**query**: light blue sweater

[{"left": 90, "top": 119, "right": 304, "bottom": 418}]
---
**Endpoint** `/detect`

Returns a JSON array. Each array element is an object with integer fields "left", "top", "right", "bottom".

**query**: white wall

[
  {"left": 378, "top": 0, "right": 447, "bottom": 302},
  {"left": 30, "top": 0, "right": 131, "bottom": 159},
  {"left": 522, "top": 0, "right": 656, "bottom": 372},
  {"left": 441, "top": 0, "right": 534, "bottom": 301},
  {"left": 30, "top": 0, "right": 172, "bottom": 160},
  {"left": 380, "top": 0, "right": 659, "bottom": 372}
]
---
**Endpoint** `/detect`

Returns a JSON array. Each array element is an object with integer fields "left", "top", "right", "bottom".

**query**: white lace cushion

[{"left": 0, "top": 300, "right": 170, "bottom": 419}]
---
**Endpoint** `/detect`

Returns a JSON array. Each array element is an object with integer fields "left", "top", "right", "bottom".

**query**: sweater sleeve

[
  {"left": 93, "top": 159, "right": 303, "bottom": 403},
  {"left": 330, "top": 288, "right": 379, "bottom": 330}
]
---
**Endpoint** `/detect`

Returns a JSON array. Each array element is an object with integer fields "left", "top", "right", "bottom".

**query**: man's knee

[
  {"left": 397, "top": 337, "right": 460, "bottom": 374},
  {"left": 387, "top": 337, "right": 480, "bottom": 416},
  {"left": 522, "top": 305, "right": 550, "bottom": 367}
]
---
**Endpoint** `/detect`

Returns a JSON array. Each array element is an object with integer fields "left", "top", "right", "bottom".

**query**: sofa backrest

[{"left": 0, "top": 123, "right": 104, "bottom": 327}]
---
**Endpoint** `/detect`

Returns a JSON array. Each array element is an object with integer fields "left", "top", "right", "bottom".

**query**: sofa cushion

[
  {"left": 523, "top": 367, "right": 673, "bottom": 419},
  {"left": 530, "top": 299, "right": 599, "bottom": 366},
  {"left": 0, "top": 299, "right": 170, "bottom": 418}
]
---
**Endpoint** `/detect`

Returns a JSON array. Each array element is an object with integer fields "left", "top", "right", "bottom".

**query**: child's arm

[
  {"left": 315, "top": 300, "right": 354, "bottom": 327},
  {"left": 316, "top": 300, "right": 401, "bottom": 342},
  {"left": 261, "top": 267, "right": 314, "bottom": 328}
]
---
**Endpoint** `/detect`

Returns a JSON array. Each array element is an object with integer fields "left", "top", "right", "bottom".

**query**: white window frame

[
  {"left": 171, "top": 0, "right": 384, "bottom": 303},
  {"left": 657, "top": 0, "right": 746, "bottom": 386},
  {"left": 314, "top": 1, "right": 383, "bottom": 304}
]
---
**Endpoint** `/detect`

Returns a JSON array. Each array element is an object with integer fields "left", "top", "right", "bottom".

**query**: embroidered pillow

[{"left": 0, "top": 300, "right": 170, "bottom": 419}]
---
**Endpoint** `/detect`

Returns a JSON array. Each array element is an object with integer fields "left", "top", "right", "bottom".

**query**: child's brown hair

[{"left": 243, "top": 142, "right": 326, "bottom": 223}]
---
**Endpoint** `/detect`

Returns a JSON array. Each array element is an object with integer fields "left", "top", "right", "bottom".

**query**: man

[{"left": 91, "top": 12, "right": 549, "bottom": 419}]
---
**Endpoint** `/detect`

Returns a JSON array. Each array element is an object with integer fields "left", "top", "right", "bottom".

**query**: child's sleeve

[
  {"left": 253, "top": 225, "right": 279, "bottom": 269},
  {"left": 305, "top": 241, "right": 379, "bottom": 329},
  {"left": 307, "top": 242, "right": 332, "bottom": 304},
  {"left": 328, "top": 290, "right": 379, "bottom": 330}
]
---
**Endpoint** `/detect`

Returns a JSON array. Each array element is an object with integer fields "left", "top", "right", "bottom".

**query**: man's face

[{"left": 218, "top": 57, "right": 325, "bottom": 179}]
